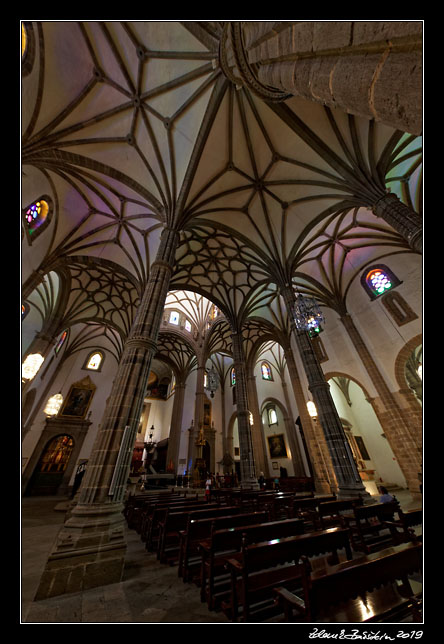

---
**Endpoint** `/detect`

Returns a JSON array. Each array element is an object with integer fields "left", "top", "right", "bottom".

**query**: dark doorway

[
  {"left": 26, "top": 434, "right": 74, "bottom": 496},
  {"left": 202, "top": 440, "right": 211, "bottom": 474}
]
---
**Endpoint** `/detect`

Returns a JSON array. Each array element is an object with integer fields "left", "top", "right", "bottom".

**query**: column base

[
  {"left": 337, "top": 484, "right": 372, "bottom": 501},
  {"left": 34, "top": 501, "right": 127, "bottom": 600},
  {"left": 240, "top": 478, "right": 260, "bottom": 490}
]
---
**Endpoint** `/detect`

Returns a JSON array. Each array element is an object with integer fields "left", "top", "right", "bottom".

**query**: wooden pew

[
  {"left": 178, "top": 510, "right": 270, "bottom": 582},
  {"left": 137, "top": 494, "right": 200, "bottom": 531},
  {"left": 343, "top": 502, "right": 400, "bottom": 554},
  {"left": 139, "top": 496, "right": 202, "bottom": 545},
  {"left": 277, "top": 476, "right": 314, "bottom": 494},
  {"left": 124, "top": 491, "right": 183, "bottom": 528},
  {"left": 222, "top": 527, "right": 352, "bottom": 622},
  {"left": 290, "top": 494, "right": 337, "bottom": 528},
  {"left": 199, "top": 517, "right": 305, "bottom": 611},
  {"left": 146, "top": 501, "right": 220, "bottom": 553},
  {"left": 255, "top": 492, "right": 300, "bottom": 521},
  {"left": 157, "top": 505, "right": 242, "bottom": 564},
  {"left": 274, "top": 541, "right": 423, "bottom": 622},
  {"left": 316, "top": 497, "right": 364, "bottom": 531},
  {"left": 383, "top": 508, "right": 422, "bottom": 545}
]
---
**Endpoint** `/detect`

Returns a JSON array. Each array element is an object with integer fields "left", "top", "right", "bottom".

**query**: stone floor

[{"left": 20, "top": 488, "right": 422, "bottom": 624}]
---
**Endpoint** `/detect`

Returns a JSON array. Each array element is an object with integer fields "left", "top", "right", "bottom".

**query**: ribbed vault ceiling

[{"left": 22, "top": 21, "right": 422, "bottom": 371}]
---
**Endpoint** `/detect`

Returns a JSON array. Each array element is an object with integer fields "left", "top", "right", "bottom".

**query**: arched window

[
  {"left": 22, "top": 196, "right": 53, "bottom": 245},
  {"left": 44, "top": 393, "right": 64, "bottom": 417},
  {"left": 361, "top": 264, "right": 401, "bottom": 300},
  {"left": 231, "top": 367, "right": 236, "bottom": 386},
  {"left": 39, "top": 435, "right": 74, "bottom": 474},
  {"left": 267, "top": 406, "right": 278, "bottom": 426},
  {"left": 381, "top": 291, "right": 418, "bottom": 327},
  {"left": 22, "top": 22, "right": 27, "bottom": 58},
  {"left": 169, "top": 310, "right": 180, "bottom": 325},
  {"left": 185, "top": 319, "right": 192, "bottom": 332},
  {"left": 22, "top": 353, "right": 44, "bottom": 382},
  {"left": 84, "top": 350, "right": 104, "bottom": 371},
  {"left": 261, "top": 362, "right": 273, "bottom": 381},
  {"left": 55, "top": 330, "right": 68, "bottom": 355},
  {"left": 22, "top": 22, "right": 35, "bottom": 75}
]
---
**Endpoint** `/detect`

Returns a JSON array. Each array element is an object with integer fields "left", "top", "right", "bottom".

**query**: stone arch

[{"left": 394, "top": 334, "right": 423, "bottom": 391}]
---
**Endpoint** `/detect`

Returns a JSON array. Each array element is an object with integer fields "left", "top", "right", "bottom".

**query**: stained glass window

[
  {"left": 361, "top": 264, "right": 401, "bottom": 300},
  {"left": 23, "top": 196, "right": 52, "bottom": 244},
  {"left": 261, "top": 362, "right": 272, "bottom": 380},
  {"left": 367, "top": 269, "right": 392, "bottom": 295},
  {"left": 86, "top": 351, "right": 103, "bottom": 371},
  {"left": 22, "top": 23, "right": 27, "bottom": 58},
  {"left": 231, "top": 368, "right": 236, "bottom": 386},
  {"left": 25, "top": 200, "right": 49, "bottom": 232},
  {"left": 169, "top": 311, "right": 180, "bottom": 325},
  {"left": 185, "top": 319, "right": 192, "bottom": 332},
  {"left": 55, "top": 330, "right": 68, "bottom": 355}
]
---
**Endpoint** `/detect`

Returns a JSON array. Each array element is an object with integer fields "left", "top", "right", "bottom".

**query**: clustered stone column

[
  {"left": 281, "top": 286, "right": 367, "bottom": 499},
  {"left": 220, "top": 21, "right": 422, "bottom": 135},
  {"left": 35, "top": 225, "right": 179, "bottom": 600},
  {"left": 372, "top": 192, "right": 422, "bottom": 253},
  {"left": 231, "top": 330, "right": 259, "bottom": 488},
  {"left": 283, "top": 344, "right": 333, "bottom": 493},
  {"left": 279, "top": 374, "right": 306, "bottom": 477},
  {"left": 340, "top": 313, "right": 422, "bottom": 495},
  {"left": 246, "top": 370, "right": 268, "bottom": 476},
  {"left": 165, "top": 379, "right": 186, "bottom": 474}
]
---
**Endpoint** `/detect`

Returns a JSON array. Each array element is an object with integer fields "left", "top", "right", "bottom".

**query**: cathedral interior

[{"left": 21, "top": 21, "right": 423, "bottom": 624}]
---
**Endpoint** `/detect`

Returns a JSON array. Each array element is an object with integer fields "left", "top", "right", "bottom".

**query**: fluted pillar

[
  {"left": 280, "top": 376, "right": 306, "bottom": 476},
  {"left": 284, "top": 343, "right": 335, "bottom": 493},
  {"left": 231, "top": 331, "right": 259, "bottom": 488},
  {"left": 340, "top": 313, "right": 422, "bottom": 495},
  {"left": 246, "top": 371, "right": 268, "bottom": 477},
  {"left": 166, "top": 380, "right": 186, "bottom": 474},
  {"left": 220, "top": 21, "right": 422, "bottom": 134},
  {"left": 281, "top": 287, "right": 368, "bottom": 499},
  {"left": 372, "top": 192, "right": 422, "bottom": 253},
  {"left": 35, "top": 225, "right": 179, "bottom": 600}
]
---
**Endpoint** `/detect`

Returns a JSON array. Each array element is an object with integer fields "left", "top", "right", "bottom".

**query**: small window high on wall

[
  {"left": 361, "top": 264, "right": 401, "bottom": 300},
  {"left": 83, "top": 351, "right": 104, "bottom": 371},
  {"left": 169, "top": 311, "right": 180, "bottom": 325},
  {"left": 261, "top": 362, "right": 273, "bottom": 381},
  {"left": 55, "top": 330, "right": 69, "bottom": 355},
  {"left": 22, "top": 196, "right": 53, "bottom": 245}
]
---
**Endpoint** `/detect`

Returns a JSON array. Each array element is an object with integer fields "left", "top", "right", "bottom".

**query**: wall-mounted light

[
  {"left": 43, "top": 392, "right": 63, "bottom": 417},
  {"left": 307, "top": 400, "right": 318, "bottom": 420},
  {"left": 22, "top": 353, "right": 44, "bottom": 382}
]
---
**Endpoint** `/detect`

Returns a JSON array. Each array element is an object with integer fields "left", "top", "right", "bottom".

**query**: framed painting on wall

[
  {"left": 59, "top": 376, "right": 96, "bottom": 419},
  {"left": 267, "top": 434, "right": 288, "bottom": 459}
]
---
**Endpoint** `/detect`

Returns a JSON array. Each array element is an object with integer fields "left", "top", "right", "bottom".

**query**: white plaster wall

[
  {"left": 261, "top": 403, "right": 294, "bottom": 477},
  {"left": 22, "top": 342, "right": 118, "bottom": 486},
  {"left": 319, "top": 252, "right": 422, "bottom": 395},
  {"left": 329, "top": 378, "right": 407, "bottom": 489}
]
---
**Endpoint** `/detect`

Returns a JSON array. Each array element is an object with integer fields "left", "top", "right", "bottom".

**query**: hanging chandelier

[
  {"left": 293, "top": 292, "right": 325, "bottom": 333},
  {"left": 205, "top": 367, "right": 219, "bottom": 398}
]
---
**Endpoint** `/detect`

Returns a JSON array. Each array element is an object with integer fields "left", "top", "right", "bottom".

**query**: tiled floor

[{"left": 21, "top": 489, "right": 422, "bottom": 624}]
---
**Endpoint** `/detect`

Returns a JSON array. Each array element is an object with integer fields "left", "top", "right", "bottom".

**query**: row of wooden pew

[{"left": 123, "top": 488, "right": 422, "bottom": 623}]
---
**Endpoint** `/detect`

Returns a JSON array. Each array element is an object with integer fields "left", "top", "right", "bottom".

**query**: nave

[{"left": 21, "top": 486, "right": 422, "bottom": 624}]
